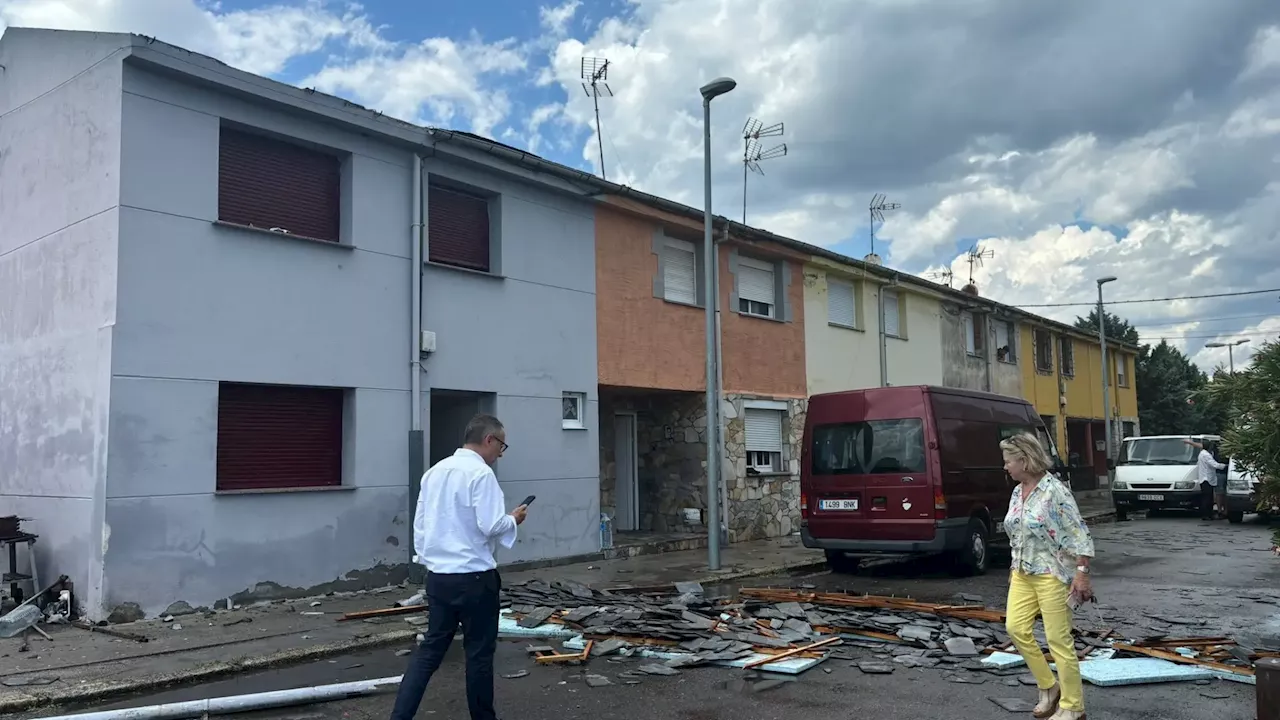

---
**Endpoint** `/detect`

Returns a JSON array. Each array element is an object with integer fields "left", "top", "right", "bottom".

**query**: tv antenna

[
  {"left": 868, "top": 193, "right": 901, "bottom": 261},
  {"left": 581, "top": 57, "right": 614, "bottom": 180},
  {"left": 964, "top": 245, "right": 994, "bottom": 285},
  {"left": 741, "top": 117, "right": 786, "bottom": 225},
  {"left": 928, "top": 268, "right": 955, "bottom": 288}
]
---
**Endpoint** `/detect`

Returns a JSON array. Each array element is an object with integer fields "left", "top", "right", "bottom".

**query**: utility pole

[{"left": 1097, "top": 276, "right": 1117, "bottom": 481}]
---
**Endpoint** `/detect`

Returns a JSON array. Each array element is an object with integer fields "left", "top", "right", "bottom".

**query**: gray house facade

[{"left": 0, "top": 28, "right": 600, "bottom": 621}]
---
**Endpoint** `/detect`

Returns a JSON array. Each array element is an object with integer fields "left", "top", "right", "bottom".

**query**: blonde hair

[{"left": 1000, "top": 433, "right": 1053, "bottom": 476}]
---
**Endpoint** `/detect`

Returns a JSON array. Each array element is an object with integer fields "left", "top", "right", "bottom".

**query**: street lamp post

[
  {"left": 1096, "top": 276, "right": 1118, "bottom": 480},
  {"left": 1205, "top": 339, "right": 1250, "bottom": 374},
  {"left": 700, "top": 76, "right": 736, "bottom": 571}
]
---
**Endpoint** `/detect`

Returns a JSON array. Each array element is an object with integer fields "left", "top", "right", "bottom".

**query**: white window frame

[
  {"left": 962, "top": 312, "right": 979, "bottom": 355},
  {"left": 737, "top": 255, "right": 776, "bottom": 319},
  {"left": 827, "top": 277, "right": 857, "bottom": 329},
  {"left": 1060, "top": 336, "right": 1075, "bottom": 376},
  {"left": 882, "top": 289, "right": 903, "bottom": 338},
  {"left": 1116, "top": 355, "right": 1128, "bottom": 387},
  {"left": 743, "top": 408, "right": 784, "bottom": 473},
  {"left": 562, "top": 392, "right": 586, "bottom": 430},
  {"left": 662, "top": 238, "right": 697, "bottom": 305},
  {"left": 995, "top": 320, "right": 1016, "bottom": 364}
]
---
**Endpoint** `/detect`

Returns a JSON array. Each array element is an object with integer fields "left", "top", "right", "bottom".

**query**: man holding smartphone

[{"left": 390, "top": 414, "right": 530, "bottom": 720}]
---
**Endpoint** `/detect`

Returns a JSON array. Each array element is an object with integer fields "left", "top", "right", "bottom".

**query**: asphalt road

[{"left": 26, "top": 515, "right": 1277, "bottom": 720}]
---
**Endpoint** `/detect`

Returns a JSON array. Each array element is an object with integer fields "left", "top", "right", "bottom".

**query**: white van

[
  {"left": 1225, "top": 458, "right": 1270, "bottom": 523},
  {"left": 1112, "top": 434, "right": 1221, "bottom": 521}
]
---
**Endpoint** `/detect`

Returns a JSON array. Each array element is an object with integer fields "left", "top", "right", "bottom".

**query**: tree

[
  {"left": 1074, "top": 309, "right": 1141, "bottom": 346},
  {"left": 1203, "top": 339, "right": 1280, "bottom": 547}
]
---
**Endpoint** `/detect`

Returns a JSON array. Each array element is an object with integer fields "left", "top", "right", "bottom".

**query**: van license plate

[
  {"left": 1138, "top": 494, "right": 1164, "bottom": 501},
  {"left": 819, "top": 499, "right": 859, "bottom": 511}
]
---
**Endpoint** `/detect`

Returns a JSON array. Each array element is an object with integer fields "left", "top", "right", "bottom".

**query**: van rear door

[{"left": 807, "top": 416, "right": 936, "bottom": 541}]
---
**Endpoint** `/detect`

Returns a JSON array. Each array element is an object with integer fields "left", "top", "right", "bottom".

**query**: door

[{"left": 614, "top": 413, "right": 639, "bottom": 531}]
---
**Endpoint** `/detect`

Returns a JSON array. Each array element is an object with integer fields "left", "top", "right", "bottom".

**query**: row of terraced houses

[{"left": 0, "top": 28, "right": 1139, "bottom": 620}]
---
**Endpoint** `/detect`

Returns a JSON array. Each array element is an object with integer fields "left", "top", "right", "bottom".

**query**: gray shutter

[
  {"left": 828, "top": 278, "right": 856, "bottom": 326},
  {"left": 663, "top": 240, "right": 696, "bottom": 304},
  {"left": 738, "top": 256, "right": 775, "bottom": 306},
  {"left": 744, "top": 409, "right": 783, "bottom": 453}
]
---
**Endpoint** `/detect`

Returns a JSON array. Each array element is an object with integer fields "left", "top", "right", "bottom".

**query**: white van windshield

[{"left": 1120, "top": 437, "right": 1196, "bottom": 466}]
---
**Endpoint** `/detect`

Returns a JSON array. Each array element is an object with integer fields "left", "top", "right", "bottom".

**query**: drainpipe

[
  {"left": 875, "top": 274, "right": 898, "bottom": 387},
  {"left": 409, "top": 154, "right": 425, "bottom": 522},
  {"left": 983, "top": 310, "right": 993, "bottom": 393}
]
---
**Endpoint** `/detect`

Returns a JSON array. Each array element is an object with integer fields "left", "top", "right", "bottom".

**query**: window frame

[
  {"left": 1059, "top": 336, "right": 1076, "bottom": 377},
  {"left": 1033, "top": 329, "right": 1054, "bottom": 373},
  {"left": 427, "top": 178, "right": 499, "bottom": 274},
  {"left": 661, "top": 237, "right": 698, "bottom": 305},
  {"left": 962, "top": 311, "right": 985, "bottom": 357},
  {"left": 743, "top": 408, "right": 785, "bottom": 473},
  {"left": 217, "top": 126, "right": 343, "bottom": 244},
  {"left": 994, "top": 320, "right": 1017, "bottom": 364},
  {"left": 1116, "top": 354, "right": 1129, "bottom": 387},
  {"left": 882, "top": 289, "right": 904, "bottom": 339},
  {"left": 215, "top": 382, "right": 346, "bottom": 492},
  {"left": 736, "top": 255, "right": 777, "bottom": 319},
  {"left": 827, "top": 276, "right": 859, "bottom": 329},
  {"left": 562, "top": 392, "right": 586, "bottom": 430}
]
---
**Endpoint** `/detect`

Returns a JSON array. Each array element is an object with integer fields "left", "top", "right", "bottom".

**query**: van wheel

[
  {"left": 1228, "top": 511, "right": 1244, "bottom": 524},
  {"left": 950, "top": 517, "right": 990, "bottom": 577},
  {"left": 1115, "top": 508, "right": 1129, "bottom": 522},
  {"left": 825, "top": 550, "right": 860, "bottom": 574}
]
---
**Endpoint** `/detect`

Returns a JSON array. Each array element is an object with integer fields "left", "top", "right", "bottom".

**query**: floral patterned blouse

[{"left": 1005, "top": 473, "right": 1095, "bottom": 584}]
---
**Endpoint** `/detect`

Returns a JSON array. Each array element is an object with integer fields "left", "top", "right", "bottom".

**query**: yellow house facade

[{"left": 802, "top": 257, "right": 944, "bottom": 396}]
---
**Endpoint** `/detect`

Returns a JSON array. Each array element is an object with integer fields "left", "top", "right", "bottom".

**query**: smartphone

[{"left": 520, "top": 495, "right": 536, "bottom": 508}]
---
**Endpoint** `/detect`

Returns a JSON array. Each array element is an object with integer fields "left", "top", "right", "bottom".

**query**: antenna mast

[
  {"left": 868, "top": 193, "right": 901, "bottom": 263},
  {"left": 581, "top": 57, "right": 614, "bottom": 180},
  {"left": 741, "top": 117, "right": 786, "bottom": 225},
  {"left": 964, "top": 245, "right": 994, "bottom": 290},
  {"left": 928, "top": 268, "right": 955, "bottom": 288}
]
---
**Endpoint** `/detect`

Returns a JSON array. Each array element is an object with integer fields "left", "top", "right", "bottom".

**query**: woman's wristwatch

[{"left": 1076, "top": 565, "right": 1090, "bottom": 575}]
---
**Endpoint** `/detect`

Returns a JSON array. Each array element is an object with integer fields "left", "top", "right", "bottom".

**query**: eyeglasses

[{"left": 490, "top": 436, "right": 509, "bottom": 453}]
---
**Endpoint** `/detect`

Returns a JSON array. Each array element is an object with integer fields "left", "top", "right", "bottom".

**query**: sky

[{"left": 3, "top": 0, "right": 1279, "bottom": 372}]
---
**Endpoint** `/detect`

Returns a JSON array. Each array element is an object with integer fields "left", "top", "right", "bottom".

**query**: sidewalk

[{"left": 0, "top": 502, "right": 1115, "bottom": 713}]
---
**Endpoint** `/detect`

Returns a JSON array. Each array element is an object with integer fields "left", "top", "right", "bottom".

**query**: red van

[{"left": 800, "top": 385, "right": 1059, "bottom": 575}]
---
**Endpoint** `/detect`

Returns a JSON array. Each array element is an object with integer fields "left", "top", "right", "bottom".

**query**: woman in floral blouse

[{"left": 1001, "top": 433, "right": 1095, "bottom": 720}]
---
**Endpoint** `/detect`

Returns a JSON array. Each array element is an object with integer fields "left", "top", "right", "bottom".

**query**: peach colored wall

[{"left": 595, "top": 204, "right": 806, "bottom": 397}]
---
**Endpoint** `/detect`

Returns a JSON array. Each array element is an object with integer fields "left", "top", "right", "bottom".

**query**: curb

[{"left": 0, "top": 630, "right": 418, "bottom": 714}]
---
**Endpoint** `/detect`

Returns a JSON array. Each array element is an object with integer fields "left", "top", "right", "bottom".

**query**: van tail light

[
  {"left": 934, "top": 487, "right": 948, "bottom": 520},
  {"left": 800, "top": 492, "right": 809, "bottom": 518}
]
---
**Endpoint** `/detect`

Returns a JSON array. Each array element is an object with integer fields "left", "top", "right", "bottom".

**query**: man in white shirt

[
  {"left": 389, "top": 414, "right": 528, "bottom": 720},
  {"left": 1186, "top": 438, "right": 1226, "bottom": 521}
]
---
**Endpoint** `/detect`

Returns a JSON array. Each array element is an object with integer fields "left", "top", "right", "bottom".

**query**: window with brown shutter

[
  {"left": 429, "top": 182, "right": 492, "bottom": 271},
  {"left": 216, "top": 383, "right": 344, "bottom": 491},
  {"left": 218, "top": 127, "right": 342, "bottom": 243}
]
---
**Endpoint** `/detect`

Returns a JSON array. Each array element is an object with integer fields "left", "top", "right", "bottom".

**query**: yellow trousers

[{"left": 1006, "top": 571, "right": 1084, "bottom": 712}]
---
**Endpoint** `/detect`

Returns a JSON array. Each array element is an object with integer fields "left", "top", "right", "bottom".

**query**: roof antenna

[
  {"left": 928, "top": 268, "right": 955, "bottom": 288},
  {"left": 581, "top": 57, "right": 614, "bottom": 181},
  {"left": 741, "top": 117, "right": 786, "bottom": 225},
  {"left": 963, "top": 244, "right": 994, "bottom": 295},
  {"left": 867, "top": 193, "right": 900, "bottom": 265}
]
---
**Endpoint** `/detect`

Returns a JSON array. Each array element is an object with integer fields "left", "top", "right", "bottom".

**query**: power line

[
  {"left": 1131, "top": 312, "right": 1279, "bottom": 328},
  {"left": 1015, "top": 287, "right": 1280, "bottom": 308},
  {"left": 1138, "top": 329, "right": 1280, "bottom": 341}
]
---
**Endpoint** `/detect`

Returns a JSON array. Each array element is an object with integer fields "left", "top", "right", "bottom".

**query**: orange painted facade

[{"left": 594, "top": 200, "right": 807, "bottom": 398}]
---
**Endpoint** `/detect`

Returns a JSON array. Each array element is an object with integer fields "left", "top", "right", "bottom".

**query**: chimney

[
  {"left": 863, "top": 253, "right": 882, "bottom": 266},
  {"left": 961, "top": 282, "right": 979, "bottom": 296}
]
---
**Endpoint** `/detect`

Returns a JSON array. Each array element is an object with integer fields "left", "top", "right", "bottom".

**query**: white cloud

[{"left": 539, "top": 0, "right": 581, "bottom": 37}]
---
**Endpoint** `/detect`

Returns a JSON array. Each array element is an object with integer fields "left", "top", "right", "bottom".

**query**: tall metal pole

[
  {"left": 702, "top": 96, "right": 722, "bottom": 571},
  {"left": 593, "top": 92, "right": 606, "bottom": 181},
  {"left": 1097, "top": 281, "right": 1114, "bottom": 479},
  {"left": 1228, "top": 346, "right": 1235, "bottom": 374}
]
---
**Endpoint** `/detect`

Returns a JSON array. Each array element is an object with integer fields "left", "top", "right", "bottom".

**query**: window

[
  {"left": 1034, "top": 329, "right": 1054, "bottom": 373},
  {"left": 811, "top": 418, "right": 926, "bottom": 475},
  {"left": 1116, "top": 355, "right": 1128, "bottom": 387},
  {"left": 882, "top": 290, "right": 903, "bottom": 338},
  {"left": 827, "top": 277, "right": 857, "bottom": 328},
  {"left": 429, "top": 181, "right": 492, "bottom": 272},
  {"left": 994, "top": 321, "right": 1016, "bottom": 363},
  {"left": 1060, "top": 337, "right": 1075, "bottom": 376},
  {"left": 744, "top": 408, "right": 784, "bottom": 472},
  {"left": 562, "top": 392, "right": 586, "bottom": 430},
  {"left": 218, "top": 127, "right": 341, "bottom": 243},
  {"left": 216, "top": 383, "right": 344, "bottom": 491},
  {"left": 737, "top": 256, "right": 776, "bottom": 318},
  {"left": 962, "top": 312, "right": 984, "bottom": 356},
  {"left": 662, "top": 238, "right": 697, "bottom": 305}
]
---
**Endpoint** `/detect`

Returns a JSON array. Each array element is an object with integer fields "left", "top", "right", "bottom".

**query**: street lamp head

[
  {"left": 1205, "top": 342, "right": 1225, "bottom": 348},
  {"left": 700, "top": 77, "right": 737, "bottom": 101},
  {"left": 1096, "top": 276, "right": 1117, "bottom": 285},
  {"left": 1236, "top": 339, "right": 1251, "bottom": 346}
]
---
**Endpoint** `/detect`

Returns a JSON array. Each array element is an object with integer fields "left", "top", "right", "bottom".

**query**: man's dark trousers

[
  {"left": 1199, "top": 481, "right": 1215, "bottom": 520},
  {"left": 389, "top": 569, "right": 501, "bottom": 720}
]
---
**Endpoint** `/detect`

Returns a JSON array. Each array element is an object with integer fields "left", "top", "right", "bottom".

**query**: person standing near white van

[{"left": 1185, "top": 438, "right": 1226, "bottom": 521}]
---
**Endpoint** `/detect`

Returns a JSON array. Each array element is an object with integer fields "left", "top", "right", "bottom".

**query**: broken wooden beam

[
  {"left": 742, "top": 637, "right": 841, "bottom": 669},
  {"left": 337, "top": 605, "right": 427, "bottom": 622}
]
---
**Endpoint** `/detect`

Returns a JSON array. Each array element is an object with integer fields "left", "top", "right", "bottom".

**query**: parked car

[
  {"left": 800, "top": 385, "right": 1059, "bottom": 576},
  {"left": 1112, "top": 434, "right": 1221, "bottom": 521},
  {"left": 1225, "top": 458, "right": 1272, "bottom": 523}
]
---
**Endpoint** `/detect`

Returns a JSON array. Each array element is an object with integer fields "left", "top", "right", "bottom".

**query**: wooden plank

[
  {"left": 337, "top": 605, "right": 426, "bottom": 621},
  {"left": 742, "top": 637, "right": 841, "bottom": 669},
  {"left": 1113, "top": 643, "right": 1255, "bottom": 677}
]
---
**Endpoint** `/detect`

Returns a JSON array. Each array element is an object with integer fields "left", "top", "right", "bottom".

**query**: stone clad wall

[{"left": 723, "top": 396, "right": 808, "bottom": 542}]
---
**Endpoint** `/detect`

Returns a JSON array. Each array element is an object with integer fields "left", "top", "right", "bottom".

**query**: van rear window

[{"left": 811, "top": 419, "right": 927, "bottom": 475}]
